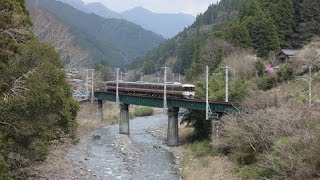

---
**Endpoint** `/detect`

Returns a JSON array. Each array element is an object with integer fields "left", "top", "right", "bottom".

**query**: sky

[{"left": 82, "top": 0, "right": 220, "bottom": 16}]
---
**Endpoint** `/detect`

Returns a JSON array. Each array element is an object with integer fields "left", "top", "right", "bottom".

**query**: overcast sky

[{"left": 82, "top": 0, "right": 219, "bottom": 16}]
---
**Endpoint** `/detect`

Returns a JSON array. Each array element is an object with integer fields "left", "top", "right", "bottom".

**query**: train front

[{"left": 182, "top": 84, "right": 195, "bottom": 99}]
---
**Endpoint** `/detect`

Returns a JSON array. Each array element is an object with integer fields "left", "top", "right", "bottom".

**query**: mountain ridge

[
  {"left": 57, "top": 0, "right": 195, "bottom": 38},
  {"left": 27, "top": 0, "right": 165, "bottom": 67}
]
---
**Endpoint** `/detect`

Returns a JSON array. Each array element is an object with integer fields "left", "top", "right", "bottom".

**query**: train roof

[
  {"left": 182, "top": 84, "right": 195, "bottom": 87},
  {"left": 106, "top": 81, "right": 194, "bottom": 87}
]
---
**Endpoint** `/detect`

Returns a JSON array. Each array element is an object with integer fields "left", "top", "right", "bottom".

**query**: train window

[{"left": 183, "top": 87, "right": 195, "bottom": 91}]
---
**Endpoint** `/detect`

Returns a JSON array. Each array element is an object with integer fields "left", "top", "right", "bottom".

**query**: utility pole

[
  {"left": 116, "top": 68, "right": 119, "bottom": 104},
  {"left": 120, "top": 72, "right": 127, "bottom": 81},
  {"left": 140, "top": 72, "right": 143, "bottom": 82},
  {"left": 161, "top": 67, "right": 167, "bottom": 109},
  {"left": 157, "top": 72, "right": 160, "bottom": 83},
  {"left": 85, "top": 69, "right": 89, "bottom": 95},
  {"left": 206, "top": 66, "right": 211, "bottom": 120},
  {"left": 296, "top": 65, "right": 313, "bottom": 109},
  {"left": 91, "top": 69, "right": 94, "bottom": 104},
  {"left": 178, "top": 74, "right": 181, "bottom": 83},
  {"left": 223, "top": 66, "right": 232, "bottom": 103},
  {"left": 173, "top": 73, "right": 175, "bottom": 82}
]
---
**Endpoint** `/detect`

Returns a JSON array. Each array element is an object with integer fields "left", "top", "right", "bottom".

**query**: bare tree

[{"left": 27, "top": 5, "right": 90, "bottom": 67}]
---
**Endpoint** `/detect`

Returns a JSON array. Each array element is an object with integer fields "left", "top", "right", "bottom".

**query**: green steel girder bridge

[
  {"left": 94, "top": 90, "right": 240, "bottom": 147},
  {"left": 94, "top": 91, "right": 239, "bottom": 113}
]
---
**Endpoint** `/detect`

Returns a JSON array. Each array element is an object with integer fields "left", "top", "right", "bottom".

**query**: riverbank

[
  {"left": 148, "top": 122, "right": 240, "bottom": 180},
  {"left": 27, "top": 103, "right": 169, "bottom": 179},
  {"left": 28, "top": 101, "right": 119, "bottom": 179}
]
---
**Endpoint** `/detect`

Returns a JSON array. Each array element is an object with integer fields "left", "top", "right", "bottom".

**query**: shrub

[
  {"left": 256, "top": 74, "right": 277, "bottom": 90},
  {"left": 0, "top": 134, "right": 9, "bottom": 179},
  {"left": 277, "top": 64, "right": 293, "bottom": 82},
  {"left": 219, "top": 106, "right": 320, "bottom": 179},
  {"left": 181, "top": 110, "right": 211, "bottom": 141},
  {"left": 187, "top": 140, "right": 212, "bottom": 157},
  {"left": 255, "top": 60, "right": 265, "bottom": 77},
  {"left": 28, "top": 139, "right": 48, "bottom": 161},
  {"left": 0, "top": 155, "right": 10, "bottom": 180},
  {"left": 133, "top": 106, "right": 154, "bottom": 117}
]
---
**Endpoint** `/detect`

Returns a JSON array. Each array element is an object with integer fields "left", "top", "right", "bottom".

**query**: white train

[{"left": 105, "top": 81, "right": 195, "bottom": 99}]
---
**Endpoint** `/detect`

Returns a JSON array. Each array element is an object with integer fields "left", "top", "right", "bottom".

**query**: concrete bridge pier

[
  {"left": 167, "top": 107, "right": 179, "bottom": 146},
  {"left": 211, "top": 113, "right": 222, "bottom": 148},
  {"left": 119, "top": 103, "right": 129, "bottom": 134},
  {"left": 97, "top": 100, "right": 104, "bottom": 121}
]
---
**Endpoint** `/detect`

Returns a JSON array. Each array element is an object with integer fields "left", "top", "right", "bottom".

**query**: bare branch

[
  {"left": 3, "top": 68, "right": 37, "bottom": 102},
  {"left": 0, "top": 120, "right": 18, "bottom": 134}
]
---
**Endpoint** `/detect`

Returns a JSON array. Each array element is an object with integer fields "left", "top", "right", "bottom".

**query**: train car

[{"left": 105, "top": 81, "right": 195, "bottom": 99}]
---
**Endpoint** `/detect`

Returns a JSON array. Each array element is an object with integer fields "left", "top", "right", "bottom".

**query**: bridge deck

[{"left": 95, "top": 91, "right": 239, "bottom": 113}]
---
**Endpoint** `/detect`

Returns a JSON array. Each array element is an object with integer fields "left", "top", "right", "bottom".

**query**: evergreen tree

[
  {"left": 241, "top": 1, "right": 280, "bottom": 57},
  {"left": 223, "top": 21, "right": 252, "bottom": 48}
]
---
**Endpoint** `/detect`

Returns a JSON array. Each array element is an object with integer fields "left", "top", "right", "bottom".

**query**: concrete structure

[
  {"left": 97, "top": 100, "right": 104, "bottom": 121},
  {"left": 95, "top": 91, "right": 241, "bottom": 146},
  {"left": 119, "top": 103, "right": 129, "bottom": 134},
  {"left": 167, "top": 107, "right": 179, "bottom": 146}
]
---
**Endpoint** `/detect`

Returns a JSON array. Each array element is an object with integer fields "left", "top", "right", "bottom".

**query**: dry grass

[
  {"left": 181, "top": 154, "right": 239, "bottom": 180},
  {"left": 76, "top": 101, "right": 119, "bottom": 136},
  {"left": 169, "top": 124, "right": 239, "bottom": 180}
]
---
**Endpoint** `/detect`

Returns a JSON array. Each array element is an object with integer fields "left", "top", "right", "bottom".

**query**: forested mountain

[
  {"left": 27, "top": 0, "right": 165, "bottom": 67},
  {"left": 27, "top": 5, "right": 91, "bottom": 67},
  {"left": 130, "top": 0, "right": 246, "bottom": 77},
  {"left": 0, "top": 0, "right": 78, "bottom": 178},
  {"left": 57, "top": 0, "right": 195, "bottom": 38},
  {"left": 133, "top": 0, "right": 320, "bottom": 79}
]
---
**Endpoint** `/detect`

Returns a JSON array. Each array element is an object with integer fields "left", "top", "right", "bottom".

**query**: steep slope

[
  {"left": 28, "top": 5, "right": 90, "bottom": 67},
  {"left": 133, "top": 0, "right": 320, "bottom": 79},
  {"left": 130, "top": 0, "right": 246, "bottom": 76},
  {"left": 57, "top": 0, "right": 195, "bottom": 38},
  {"left": 27, "top": 0, "right": 164, "bottom": 67},
  {"left": 121, "top": 7, "right": 195, "bottom": 38}
]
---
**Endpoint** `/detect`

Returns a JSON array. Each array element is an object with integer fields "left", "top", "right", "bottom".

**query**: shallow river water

[{"left": 67, "top": 115, "right": 180, "bottom": 180}]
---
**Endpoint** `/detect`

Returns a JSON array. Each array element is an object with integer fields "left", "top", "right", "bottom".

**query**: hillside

[
  {"left": 58, "top": 0, "right": 195, "bottom": 38},
  {"left": 129, "top": 0, "right": 246, "bottom": 76},
  {"left": 27, "top": 0, "right": 165, "bottom": 67},
  {"left": 0, "top": 0, "right": 78, "bottom": 178},
  {"left": 28, "top": 5, "right": 90, "bottom": 67},
  {"left": 132, "top": 0, "right": 320, "bottom": 79}
]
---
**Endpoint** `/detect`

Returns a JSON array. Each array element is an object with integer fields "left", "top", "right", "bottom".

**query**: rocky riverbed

[
  {"left": 28, "top": 101, "right": 183, "bottom": 180},
  {"left": 66, "top": 115, "right": 181, "bottom": 180}
]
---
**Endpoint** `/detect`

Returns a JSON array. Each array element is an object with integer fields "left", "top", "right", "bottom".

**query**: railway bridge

[{"left": 94, "top": 90, "right": 240, "bottom": 146}]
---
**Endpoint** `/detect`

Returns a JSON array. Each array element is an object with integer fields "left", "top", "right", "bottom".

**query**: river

[{"left": 66, "top": 115, "right": 181, "bottom": 180}]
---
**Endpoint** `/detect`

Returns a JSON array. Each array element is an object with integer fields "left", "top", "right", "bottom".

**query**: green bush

[
  {"left": 28, "top": 139, "right": 48, "bottom": 161},
  {"left": 277, "top": 65, "right": 293, "bottom": 82},
  {"left": 182, "top": 110, "right": 211, "bottom": 141},
  {"left": 255, "top": 60, "right": 265, "bottom": 77},
  {"left": 187, "top": 140, "right": 212, "bottom": 157},
  {"left": 0, "top": 134, "right": 9, "bottom": 179},
  {"left": 0, "top": 155, "right": 10, "bottom": 180},
  {"left": 238, "top": 165, "right": 274, "bottom": 179},
  {"left": 133, "top": 106, "right": 154, "bottom": 117},
  {"left": 256, "top": 74, "right": 277, "bottom": 90}
]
